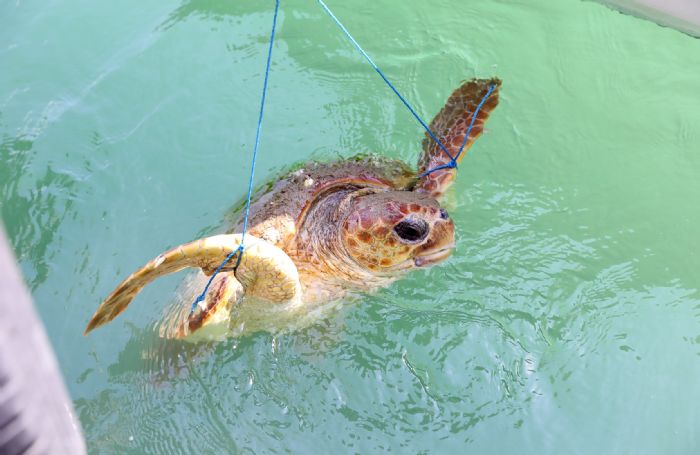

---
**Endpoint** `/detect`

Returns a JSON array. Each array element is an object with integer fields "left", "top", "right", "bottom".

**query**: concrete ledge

[
  {"left": 597, "top": 0, "right": 700, "bottom": 37},
  {"left": 0, "top": 225, "right": 86, "bottom": 454}
]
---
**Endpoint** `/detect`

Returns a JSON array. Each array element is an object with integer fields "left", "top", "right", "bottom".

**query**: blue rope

[
  {"left": 190, "top": 0, "right": 280, "bottom": 315},
  {"left": 454, "top": 84, "right": 496, "bottom": 162},
  {"left": 315, "top": 0, "right": 454, "bottom": 163},
  {"left": 419, "top": 83, "right": 496, "bottom": 178},
  {"left": 316, "top": 0, "right": 496, "bottom": 178},
  {"left": 190, "top": 0, "right": 495, "bottom": 316}
]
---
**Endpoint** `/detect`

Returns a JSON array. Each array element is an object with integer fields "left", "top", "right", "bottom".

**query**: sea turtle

[{"left": 84, "top": 78, "right": 501, "bottom": 339}]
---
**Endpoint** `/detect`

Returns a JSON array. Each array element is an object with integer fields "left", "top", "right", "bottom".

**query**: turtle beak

[
  {"left": 413, "top": 218, "right": 455, "bottom": 267},
  {"left": 414, "top": 244, "right": 454, "bottom": 267}
]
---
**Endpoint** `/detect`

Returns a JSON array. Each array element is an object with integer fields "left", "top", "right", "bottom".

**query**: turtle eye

[{"left": 393, "top": 218, "right": 429, "bottom": 243}]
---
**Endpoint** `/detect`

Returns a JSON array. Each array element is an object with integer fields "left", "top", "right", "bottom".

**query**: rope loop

[{"left": 190, "top": 246, "right": 244, "bottom": 313}]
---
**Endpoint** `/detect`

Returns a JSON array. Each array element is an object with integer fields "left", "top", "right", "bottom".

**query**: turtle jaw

[
  {"left": 383, "top": 241, "right": 455, "bottom": 272},
  {"left": 413, "top": 244, "right": 454, "bottom": 267},
  {"left": 410, "top": 216, "right": 456, "bottom": 269}
]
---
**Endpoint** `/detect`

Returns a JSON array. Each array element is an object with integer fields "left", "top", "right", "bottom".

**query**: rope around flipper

[
  {"left": 193, "top": 0, "right": 494, "bottom": 312},
  {"left": 315, "top": 0, "right": 454, "bottom": 162},
  {"left": 418, "top": 83, "right": 497, "bottom": 177},
  {"left": 315, "top": 0, "right": 495, "bottom": 176}
]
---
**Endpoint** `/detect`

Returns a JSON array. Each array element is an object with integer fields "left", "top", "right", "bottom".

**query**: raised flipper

[
  {"left": 84, "top": 234, "right": 301, "bottom": 338},
  {"left": 417, "top": 78, "right": 501, "bottom": 198}
]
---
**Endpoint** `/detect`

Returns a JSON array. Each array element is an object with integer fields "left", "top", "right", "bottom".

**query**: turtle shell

[{"left": 229, "top": 154, "right": 416, "bottom": 249}]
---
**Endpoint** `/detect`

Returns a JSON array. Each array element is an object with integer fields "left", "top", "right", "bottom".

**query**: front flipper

[
  {"left": 417, "top": 78, "right": 501, "bottom": 198},
  {"left": 84, "top": 234, "right": 301, "bottom": 338}
]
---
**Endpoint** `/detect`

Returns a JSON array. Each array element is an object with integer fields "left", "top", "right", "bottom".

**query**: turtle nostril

[
  {"left": 439, "top": 208, "right": 449, "bottom": 220},
  {"left": 394, "top": 218, "right": 429, "bottom": 243}
]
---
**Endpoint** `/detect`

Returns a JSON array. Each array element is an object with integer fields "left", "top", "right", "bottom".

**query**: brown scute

[
  {"left": 357, "top": 231, "right": 372, "bottom": 243},
  {"left": 373, "top": 226, "right": 389, "bottom": 237}
]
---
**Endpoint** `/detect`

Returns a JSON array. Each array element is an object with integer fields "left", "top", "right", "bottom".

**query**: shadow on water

[
  {"left": 159, "top": 0, "right": 268, "bottom": 31},
  {"left": 0, "top": 132, "right": 77, "bottom": 289},
  {"left": 73, "top": 317, "right": 350, "bottom": 454},
  {"left": 75, "top": 325, "right": 241, "bottom": 454}
]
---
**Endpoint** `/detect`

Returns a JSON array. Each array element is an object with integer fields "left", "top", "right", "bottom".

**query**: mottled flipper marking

[{"left": 417, "top": 78, "right": 501, "bottom": 197}]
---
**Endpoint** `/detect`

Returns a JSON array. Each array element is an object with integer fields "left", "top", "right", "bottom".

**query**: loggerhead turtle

[{"left": 84, "top": 78, "right": 501, "bottom": 339}]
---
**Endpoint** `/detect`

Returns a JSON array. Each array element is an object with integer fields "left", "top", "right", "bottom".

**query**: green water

[{"left": 2, "top": 0, "right": 700, "bottom": 453}]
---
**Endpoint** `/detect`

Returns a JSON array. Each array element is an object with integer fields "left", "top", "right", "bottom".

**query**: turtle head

[{"left": 340, "top": 191, "right": 455, "bottom": 274}]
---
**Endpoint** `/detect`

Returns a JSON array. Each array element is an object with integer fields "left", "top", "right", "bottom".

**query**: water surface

[{"left": 1, "top": 0, "right": 699, "bottom": 453}]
